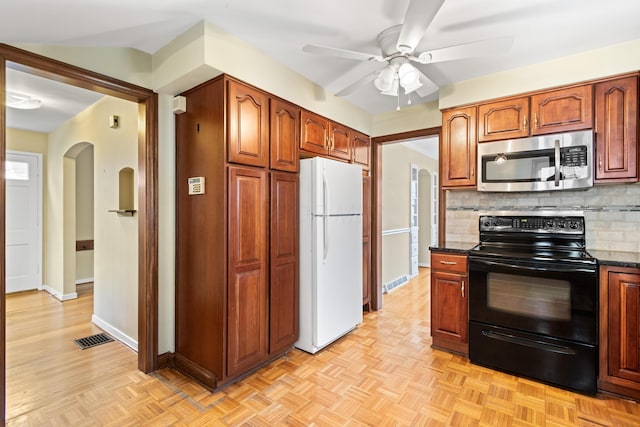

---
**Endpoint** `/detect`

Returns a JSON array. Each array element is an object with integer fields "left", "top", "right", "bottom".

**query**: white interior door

[{"left": 6, "top": 151, "right": 42, "bottom": 293}]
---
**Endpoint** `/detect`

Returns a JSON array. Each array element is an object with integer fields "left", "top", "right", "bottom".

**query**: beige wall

[
  {"left": 75, "top": 145, "right": 94, "bottom": 282},
  {"left": 382, "top": 144, "right": 437, "bottom": 285},
  {"left": 47, "top": 96, "right": 139, "bottom": 348}
]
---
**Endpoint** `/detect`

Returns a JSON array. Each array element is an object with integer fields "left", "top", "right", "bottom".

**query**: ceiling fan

[{"left": 303, "top": 0, "right": 512, "bottom": 104}]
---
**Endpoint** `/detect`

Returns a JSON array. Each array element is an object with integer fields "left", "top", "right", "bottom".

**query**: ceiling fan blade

[
  {"left": 335, "top": 72, "right": 378, "bottom": 97},
  {"left": 396, "top": 0, "right": 445, "bottom": 54},
  {"left": 303, "top": 44, "right": 383, "bottom": 62},
  {"left": 326, "top": 60, "right": 386, "bottom": 96},
  {"left": 415, "top": 36, "right": 513, "bottom": 64},
  {"left": 414, "top": 70, "right": 439, "bottom": 98}
]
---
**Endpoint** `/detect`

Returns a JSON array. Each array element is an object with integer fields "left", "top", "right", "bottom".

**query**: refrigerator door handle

[{"left": 323, "top": 170, "right": 329, "bottom": 262}]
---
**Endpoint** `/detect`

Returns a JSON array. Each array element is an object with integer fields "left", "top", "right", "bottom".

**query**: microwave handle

[{"left": 554, "top": 139, "right": 560, "bottom": 187}]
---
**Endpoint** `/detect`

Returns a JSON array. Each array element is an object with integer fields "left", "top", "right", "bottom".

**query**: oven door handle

[
  {"left": 470, "top": 258, "right": 596, "bottom": 274},
  {"left": 482, "top": 330, "right": 577, "bottom": 355}
]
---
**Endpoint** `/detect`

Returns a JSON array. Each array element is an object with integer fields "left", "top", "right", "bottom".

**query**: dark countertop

[
  {"left": 429, "top": 242, "right": 477, "bottom": 255},
  {"left": 589, "top": 249, "right": 640, "bottom": 269},
  {"left": 429, "top": 243, "right": 640, "bottom": 269}
]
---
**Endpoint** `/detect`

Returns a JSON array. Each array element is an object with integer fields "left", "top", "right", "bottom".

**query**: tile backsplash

[{"left": 445, "top": 184, "right": 640, "bottom": 252}]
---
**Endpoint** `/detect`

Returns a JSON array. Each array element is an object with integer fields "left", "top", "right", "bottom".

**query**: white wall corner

[
  {"left": 43, "top": 285, "right": 78, "bottom": 301},
  {"left": 92, "top": 315, "right": 138, "bottom": 352}
]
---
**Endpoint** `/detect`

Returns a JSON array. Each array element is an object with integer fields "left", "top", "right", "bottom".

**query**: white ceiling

[
  {"left": 6, "top": 67, "right": 104, "bottom": 133},
  {"left": 4, "top": 0, "right": 640, "bottom": 130}
]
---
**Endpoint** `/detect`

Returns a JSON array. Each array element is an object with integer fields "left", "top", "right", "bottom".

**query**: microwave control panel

[{"left": 560, "top": 146, "right": 588, "bottom": 167}]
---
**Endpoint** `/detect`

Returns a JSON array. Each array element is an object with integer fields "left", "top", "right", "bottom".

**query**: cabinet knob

[
  {"left": 440, "top": 260, "right": 457, "bottom": 265},
  {"left": 599, "top": 155, "right": 603, "bottom": 172},
  {"left": 461, "top": 280, "right": 465, "bottom": 298},
  {"left": 534, "top": 113, "right": 538, "bottom": 129},
  {"left": 523, "top": 115, "right": 527, "bottom": 129}
]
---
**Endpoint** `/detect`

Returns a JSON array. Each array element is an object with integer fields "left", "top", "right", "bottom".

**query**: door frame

[
  {"left": 371, "top": 127, "right": 443, "bottom": 311},
  {"left": 0, "top": 44, "right": 159, "bottom": 422},
  {"left": 6, "top": 150, "right": 43, "bottom": 293}
]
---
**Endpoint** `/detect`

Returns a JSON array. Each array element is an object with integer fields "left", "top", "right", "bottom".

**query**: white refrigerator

[{"left": 296, "top": 157, "right": 363, "bottom": 354}]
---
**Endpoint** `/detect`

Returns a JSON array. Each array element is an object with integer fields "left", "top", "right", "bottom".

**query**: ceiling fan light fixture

[
  {"left": 398, "top": 62, "right": 423, "bottom": 94},
  {"left": 380, "top": 76, "right": 399, "bottom": 96},
  {"left": 6, "top": 92, "right": 43, "bottom": 110},
  {"left": 373, "top": 66, "right": 396, "bottom": 92}
]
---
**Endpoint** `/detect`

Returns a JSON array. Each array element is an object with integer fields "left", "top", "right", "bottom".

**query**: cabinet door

[
  {"left": 362, "top": 176, "right": 371, "bottom": 308},
  {"left": 227, "top": 167, "right": 269, "bottom": 377},
  {"left": 300, "top": 110, "right": 329, "bottom": 155},
  {"left": 605, "top": 271, "right": 640, "bottom": 385},
  {"left": 270, "top": 98, "right": 300, "bottom": 173},
  {"left": 329, "top": 122, "right": 351, "bottom": 161},
  {"left": 595, "top": 76, "right": 638, "bottom": 183},
  {"left": 352, "top": 130, "right": 371, "bottom": 171},
  {"left": 269, "top": 172, "right": 299, "bottom": 354},
  {"left": 227, "top": 81, "right": 269, "bottom": 167},
  {"left": 441, "top": 107, "right": 477, "bottom": 188},
  {"left": 431, "top": 271, "right": 468, "bottom": 349},
  {"left": 530, "top": 85, "right": 593, "bottom": 135},
  {"left": 478, "top": 97, "right": 530, "bottom": 142}
]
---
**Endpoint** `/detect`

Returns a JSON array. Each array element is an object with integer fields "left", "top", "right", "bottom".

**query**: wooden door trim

[
  {"left": 0, "top": 44, "right": 159, "bottom": 422},
  {"left": 371, "top": 126, "right": 442, "bottom": 310}
]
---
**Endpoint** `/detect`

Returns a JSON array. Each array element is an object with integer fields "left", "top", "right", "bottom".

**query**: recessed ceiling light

[{"left": 6, "top": 92, "right": 42, "bottom": 110}]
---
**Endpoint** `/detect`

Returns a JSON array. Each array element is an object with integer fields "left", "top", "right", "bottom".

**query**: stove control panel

[{"left": 479, "top": 215, "right": 585, "bottom": 234}]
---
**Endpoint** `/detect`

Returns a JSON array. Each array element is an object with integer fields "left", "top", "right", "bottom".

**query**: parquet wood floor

[{"left": 6, "top": 271, "right": 640, "bottom": 426}]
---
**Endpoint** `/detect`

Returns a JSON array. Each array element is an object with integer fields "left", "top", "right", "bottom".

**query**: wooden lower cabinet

[
  {"left": 599, "top": 265, "right": 640, "bottom": 399},
  {"left": 430, "top": 252, "right": 468, "bottom": 355},
  {"left": 227, "top": 167, "right": 269, "bottom": 377},
  {"left": 269, "top": 172, "right": 299, "bottom": 354}
]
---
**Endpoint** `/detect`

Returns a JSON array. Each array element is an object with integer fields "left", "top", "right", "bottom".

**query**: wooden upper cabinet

[
  {"left": 300, "top": 110, "right": 329, "bottom": 156},
  {"left": 530, "top": 85, "right": 593, "bottom": 135},
  {"left": 329, "top": 122, "right": 351, "bottom": 161},
  {"left": 270, "top": 98, "right": 300, "bottom": 172},
  {"left": 441, "top": 107, "right": 477, "bottom": 188},
  {"left": 352, "top": 130, "right": 371, "bottom": 171},
  {"left": 594, "top": 76, "right": 638, "bottom": 183},
  {"left": 300, "top": 109, "right": 354, "bottom": 161},
  {"left": 227, "top": 81, "right": 269, "bottom": 167},
  {"left": 478, "top": 97, "right": 530, "bottom": 142}
]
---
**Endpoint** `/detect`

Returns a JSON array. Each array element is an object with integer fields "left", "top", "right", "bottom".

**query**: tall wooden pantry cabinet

[{"left": 175, "top": 75, "right": 299, "bottom": 390}]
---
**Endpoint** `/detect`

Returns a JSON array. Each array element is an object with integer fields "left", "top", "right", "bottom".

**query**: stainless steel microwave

[{"left": 477, "top": 130, "right": 594, "bottom": 192}]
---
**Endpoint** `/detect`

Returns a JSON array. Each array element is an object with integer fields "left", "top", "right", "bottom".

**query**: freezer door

[
  {"left": 309, "top": 157, "right": 362, "bottom": 216},
  {"left": 312, "top": 214, "right": 363, "bottom": 349}
]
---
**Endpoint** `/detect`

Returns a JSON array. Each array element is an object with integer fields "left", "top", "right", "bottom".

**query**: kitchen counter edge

[
  {"left": 429, "top": 242, "right": 476, "bottom": 255},
  {"left": 589, "top": 249, "right": 640, "bottom": 269}
]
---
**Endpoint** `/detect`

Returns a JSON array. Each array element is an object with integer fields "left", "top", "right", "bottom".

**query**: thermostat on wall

[{"left": 188, "top": 177, "right": 205, "bottom": 195}]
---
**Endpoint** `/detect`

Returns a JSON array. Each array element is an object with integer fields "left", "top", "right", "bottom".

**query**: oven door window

[
  {"left": 487, "top": 272, "right": 570, "bottom": 321},
  {"left": 468, "top": 258, "right": 598, "bottom": 344}
]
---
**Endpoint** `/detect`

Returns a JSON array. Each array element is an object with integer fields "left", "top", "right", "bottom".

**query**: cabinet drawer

[{"left": 431, "top": 253, "right": 467, "bottom": 273}]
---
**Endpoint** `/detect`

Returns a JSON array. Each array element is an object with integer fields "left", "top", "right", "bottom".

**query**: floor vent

[
  {"left": 73, "top": 333, "right": 114, "bottom": 350},
  {"left": 383, "top": 275, "right": 409, "bottom": 294}
]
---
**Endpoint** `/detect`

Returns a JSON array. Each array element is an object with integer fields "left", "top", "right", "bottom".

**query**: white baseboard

[
  {"left": 383, "top": 275, "right": 410, "bottom": 293},
  {"left": 92, "top": 315, "right": 138, "bottom": 352},
  {"left": 43, "top": 285, "right": 78, "bottom": 301},
  {"left": 419, "top": 262, "right": 430, "bottom": 268},
  {"left": 75, "top": 277, "right": 94, "bottom": 285}
]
